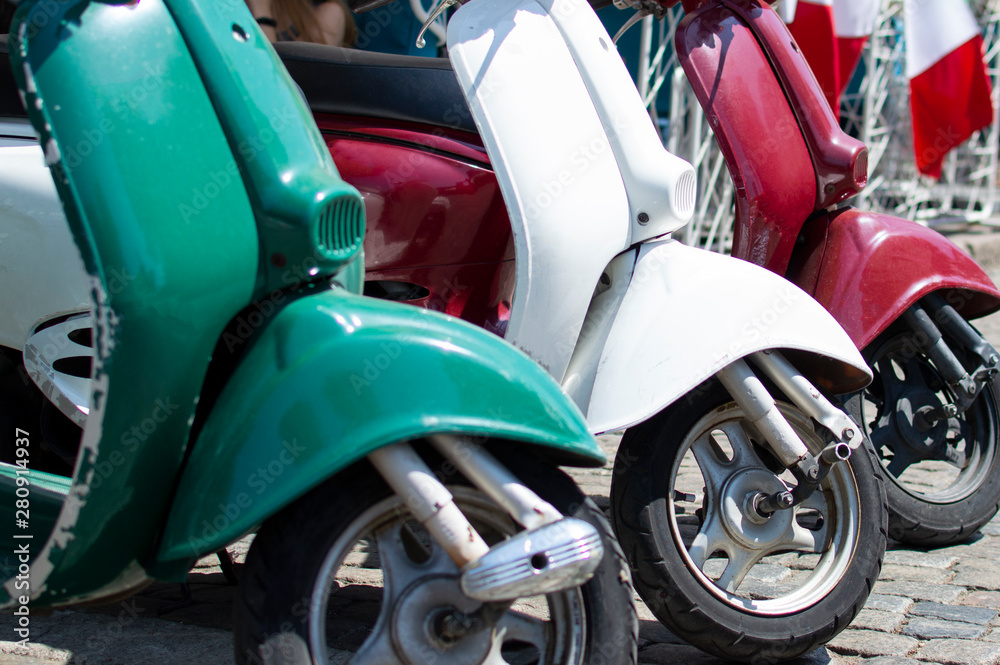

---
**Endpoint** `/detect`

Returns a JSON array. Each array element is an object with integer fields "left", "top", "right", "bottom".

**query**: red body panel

[
  {"left": 739, "top": 0, "right": 867, "bottom": 208},
  {"left": 367, "top": 262, "right": 514, "bottom": 335},
  {"left": 789, "top": 208, "right": 1000, "bottom": 349},
  {"left": 675, "top": 3, "right": 816, "bottom": 273},
  {"left": 316, "top": 115, "right": 514, "bottom": 331}
]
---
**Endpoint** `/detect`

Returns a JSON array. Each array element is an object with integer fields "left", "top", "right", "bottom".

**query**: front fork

[
  {"left": 366, "top": 435, "right": 604, "bottom": 605},
  {"left": 901, "top": 293, "right": 1000, "bottom": 426},
  {"left": 715, "top": 351, "right": 858, "bottom": 515}
]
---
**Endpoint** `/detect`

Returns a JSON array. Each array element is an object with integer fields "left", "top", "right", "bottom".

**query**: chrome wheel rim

[
  {"left": 308, "top": 487, "right": 586, "bottom": 664},
  {"left": 668, "top": 402, "right": 861, "bottom": 615}
]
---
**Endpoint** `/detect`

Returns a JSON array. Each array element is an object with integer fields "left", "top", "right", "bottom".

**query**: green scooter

[{"left": 0, "top": 0, "right": 636, "bottom": 663}]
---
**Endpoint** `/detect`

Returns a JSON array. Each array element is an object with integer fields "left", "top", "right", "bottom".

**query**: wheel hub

[
  {"left": 391, "top": 574, "right": 496, "bottom": 665},
  {"left": 893, "top": 388, "right": 948, "bottom": 458},
  {"left": 721, "top": 468, "right": 794, "bottom": 549}
]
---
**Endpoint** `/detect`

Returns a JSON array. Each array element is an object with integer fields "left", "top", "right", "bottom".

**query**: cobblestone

[
  {"left": 874, "top": 580, "right": 968, "bottom": 604},
  {"left": 911, "top": 638, "right": 1000, "bottom": 665},
  {"left": 910, "top": 603, "right": 999, "bottom": 625},
  {"left": 852, "top": 609, "right": 907, "bottom": 633},
  {"left": 883, "top": 550, "right": 961, "bottom": 569},
  {"left": 879, "top": 564, "right": 956, "bottom": 584},
  {"left": 827, "top": 630, "right": 919, "bottom": 657},
  {"left": 866, "top": 594, "right": 916, "bottom": 613},
  {"left": 903, "top": 617, "right": 988, "bottom": 641},
  {"left": 952, "top": 573, "right": 1000, "bottom": 592},
  {"left": 964, "top": 593, "right": 1000, "bottom": 610}
]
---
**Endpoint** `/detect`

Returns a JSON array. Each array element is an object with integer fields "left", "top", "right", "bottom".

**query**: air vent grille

[
  {"left": 854, "top": 149, "right": 869, "bottom": 188},
  {"left": 316, "top": 195, "right": 365, "bottom": 260},
  {"left": 675, "top": 170, "right": 696, "bottom": 216}
]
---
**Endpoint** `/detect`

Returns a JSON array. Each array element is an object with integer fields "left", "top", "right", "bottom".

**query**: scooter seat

[
  {"left": 0, "top": 35, "right": 477, "bottom": 133},
  {"left": 274, "top": 42, "right": 477, "bottom": 135},
  {"left": 0, "top": 35, "right": 27, "bottom": 119}
]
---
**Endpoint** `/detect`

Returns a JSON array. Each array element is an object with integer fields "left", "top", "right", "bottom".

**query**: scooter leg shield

[{"left": 583, "top": 239, "right": 871, "bottom": 434}]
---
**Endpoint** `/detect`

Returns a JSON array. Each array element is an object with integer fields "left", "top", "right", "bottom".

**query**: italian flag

[
  {"left": 783, "top": 0, "right": 879, "bottom": 114},
  {"left": 904, "top": 0, "right": 995, "bottom": 178}
]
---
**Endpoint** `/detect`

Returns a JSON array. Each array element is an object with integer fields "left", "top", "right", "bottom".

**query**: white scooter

[
  {"left": 1, "top": 6, "right": 885, "bottom": 661},
  {"left": 441, "top": 0, "right": 886, "bottom": 660}
]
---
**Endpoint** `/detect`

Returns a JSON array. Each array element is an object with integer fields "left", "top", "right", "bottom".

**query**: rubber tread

[{"left": 610, "top": 382, "right": 888, "bottom": 663}]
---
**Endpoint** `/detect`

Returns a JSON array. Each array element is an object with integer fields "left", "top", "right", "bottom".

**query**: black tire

[
  {"left": 610, "top": 381, "right": 887, "bottom": 663},
  {"left": 234, "top": 449, "right": 637, "bottom": 665},
  {"left": 847, "top": 326, "right": 1000, "bottom": 547}
]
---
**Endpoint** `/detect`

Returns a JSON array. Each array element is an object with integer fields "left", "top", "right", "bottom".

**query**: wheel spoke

[
  {"left": 497, "top": 611, "right": 551, "bottom": 653},
  {"left": 689, "top": 433, "right": 731, "bottom": 497},
  {"left": 716, "top": 547, "right": 764, "bottom": 593},
  {"left": 886, "top": 445, "right": 917, "bottom": 478},
  {"left": 873, "top": 356, "right": 907, "bottom": 405},
  {"left": 869, "top": 422, "right": 897, "bottom": 454},
  {"left": 350, "top": 624, "right": 402, "bottom": 665},
  {"left": 717, "top": 421, "right": 768, "bottom": 470},
  {"left": 481, "top": 627, "right": 512, "bottom": 665},
  {"left": 938, "top": 441, "right": 969, "bottom": 469},
  {"left": 901, "top": 355, "right": 930, "bottom": 387},
  {"left": 687, "top": 510, "right": 729, "bottom": 571},
  {"left": 788, "top": 498, "right": 829, "bottom": 553},
  {"left": 375, "top": 523, "right": 457, "bottom": 603},
  {"left": 796, "top": 489, "right": 828, "bottom": 513}
]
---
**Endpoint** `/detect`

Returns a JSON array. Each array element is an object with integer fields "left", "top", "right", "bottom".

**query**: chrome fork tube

[
  {"left": 430, "top": 434, "right": 564, "bottom": 530},
  {"left": 367, "top": 443, "right": 490, "bottom": 567},
  {"left": 749, "top": 350, "right": 862, "bottom": 449},
  {"left": 715, "top": 358, "right": 811, "bottom": 468}
]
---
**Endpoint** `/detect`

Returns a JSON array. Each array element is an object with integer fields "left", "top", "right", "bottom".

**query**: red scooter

[{"left": 671, "top": 0, "right": 1000, "bottom": 547}]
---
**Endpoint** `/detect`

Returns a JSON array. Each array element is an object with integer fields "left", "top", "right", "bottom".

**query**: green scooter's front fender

[{"left": 153, "top": 290, "right": 601, "bottom": 576}]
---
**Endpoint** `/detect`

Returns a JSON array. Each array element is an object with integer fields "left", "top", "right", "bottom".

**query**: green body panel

[
  {"left": 3, "top": 0, "right": 259, "bottom": 607},
  {"left": 166, "top": 0, "right": 365, "bottom": 296},
  {"left": 154, "top": 289, "right": 600, "bottom": 571}
]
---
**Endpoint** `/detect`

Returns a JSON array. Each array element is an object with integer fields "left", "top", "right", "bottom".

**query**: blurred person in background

[{"left": 246, "top": 0, "right": 357, "bottom": 46}]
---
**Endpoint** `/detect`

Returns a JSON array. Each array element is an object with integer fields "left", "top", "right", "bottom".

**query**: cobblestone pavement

[{"left": 4, "top": 253, "right": 1000, "bottom": 665}]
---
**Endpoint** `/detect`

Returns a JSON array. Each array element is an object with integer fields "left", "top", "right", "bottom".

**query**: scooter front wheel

[
  {"left": 848, "top": 328, "right": 1000, "bottom": 546},
  {"left": 610, "top": 381, "right": 886, "bottom": 663},
  {"left": 233, "top": 450, "right": 637, "bottom": 665}
]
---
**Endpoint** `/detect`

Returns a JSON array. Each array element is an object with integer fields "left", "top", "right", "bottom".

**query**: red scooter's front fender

[{"left": 790, "top": 207, "right": 1000, "bottom": 350}]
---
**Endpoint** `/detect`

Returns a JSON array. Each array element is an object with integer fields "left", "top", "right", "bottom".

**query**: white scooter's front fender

[{"left": 582, "top": 240, "right": 872, "bottom": 434}]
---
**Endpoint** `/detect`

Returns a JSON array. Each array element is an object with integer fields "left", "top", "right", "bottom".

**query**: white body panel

[
  {"left": 583, "top": 240, "right": 870, "bottom": 433},
  {"left": 534, "top": 0, "right": 696, "bottom": 241},
  {"left": 448, "top": 0, "right": 631, "bottom": 381},
  {"left": 448, "top": 0, "right": 696, "bottom": 381},
  {"left": 0, "top": 127, "right": 89, "bottom": 350}
]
